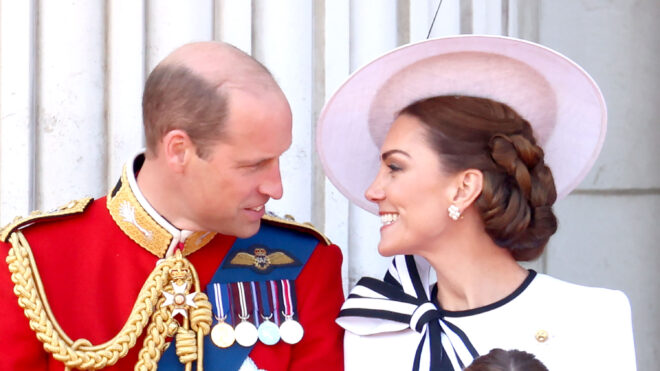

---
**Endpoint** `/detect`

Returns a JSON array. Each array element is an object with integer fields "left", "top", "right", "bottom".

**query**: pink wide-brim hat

[{"left": 316, "top": 35, "right": 607, "bottom": 215}]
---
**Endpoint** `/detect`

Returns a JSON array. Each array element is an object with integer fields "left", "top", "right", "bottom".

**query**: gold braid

[
  {"left": 5, "top": 231, "right": 212, "bottom": 370},
  {"left": 135, "top": 300, "right": 176, "bottom": 371}
]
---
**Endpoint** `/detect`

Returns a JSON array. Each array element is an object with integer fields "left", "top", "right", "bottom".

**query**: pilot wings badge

[{"left": 226, "top": 245, "right": 301, "bottom": 273}]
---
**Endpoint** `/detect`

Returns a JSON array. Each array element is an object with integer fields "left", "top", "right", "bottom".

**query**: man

[{"left": 0, "top": 42, "right": 344, "bottom": 370}]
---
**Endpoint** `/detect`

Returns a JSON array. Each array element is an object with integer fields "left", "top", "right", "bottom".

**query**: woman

[{"left": 316, "top": 36, "right": 636, "bottom": 370}]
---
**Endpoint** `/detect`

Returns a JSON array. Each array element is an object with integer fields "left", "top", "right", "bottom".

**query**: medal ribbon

[
  {"left": 236, "top": 282, "right": 252, "bottom": 322},
  {"left": 249, "top": 282, "right": 260, "bottom": 326},
  {"left": 258, "top": 281, "right": 273, "bottom": 319},
  {"left": 280, "top": 279, "right": 296, "bottom": 318},
  {"left": 270, "top": 280, "right": 281, "bottom": 325},
  {"left": 337, "top": 255, "right": 480, "bottom": 371},
  {"left": 228, "top": 283, "right": 238, "bottom": 326},
  {"left": 212, "top": 283, "right": 230, "bottom": 322}
]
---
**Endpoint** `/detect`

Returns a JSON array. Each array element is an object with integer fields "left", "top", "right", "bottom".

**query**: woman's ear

[
  {"left": 161, "top": 129, "right": 194, "bottom": 173},
  {"left": 452, "top": 168, "right": 483, "bottom": 210}
]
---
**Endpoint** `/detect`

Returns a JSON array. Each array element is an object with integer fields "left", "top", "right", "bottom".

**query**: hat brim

[{"left": 317, "top": 35, "right": 606, "bottom": 215}]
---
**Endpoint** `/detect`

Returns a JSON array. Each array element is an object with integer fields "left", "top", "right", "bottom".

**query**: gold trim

[
  {"left": 184, "top": 231, "right": 216, "bottom": 256},
  {"left": 262, "top": 214, "right": 332, "bottom": 245},
  {"left": 0, "top": 198, "right": 93, "bottom": 243},
  {"left": 6, "top": 230, "right": 212, "bottom": 370},
  {"left": 107, "top": 164, "right": 216, "bottom": 258},
  {"left": 108, "top": 166, "right": 173, "bottom": 257}
]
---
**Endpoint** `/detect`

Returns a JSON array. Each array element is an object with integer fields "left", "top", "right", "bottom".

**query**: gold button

[{"left": 535, "top": 329, "right": 549, "bottom": 343}]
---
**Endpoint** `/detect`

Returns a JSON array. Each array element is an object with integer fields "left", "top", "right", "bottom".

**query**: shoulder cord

[{"left": 5, "top": 231, "right": 212, "bottom": 370}]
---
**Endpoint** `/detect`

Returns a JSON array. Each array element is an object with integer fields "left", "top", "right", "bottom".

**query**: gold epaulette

[
  {"left": 0, "top": 197, "right": 93, "bottom": 243},
  {"left": 262, "top": 213, "right": 332, "bottom": 245}
]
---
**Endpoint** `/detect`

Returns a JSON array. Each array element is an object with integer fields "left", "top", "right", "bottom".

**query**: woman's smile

[{"left": 379, "top": 212, "right": 399, "bottom": 229}]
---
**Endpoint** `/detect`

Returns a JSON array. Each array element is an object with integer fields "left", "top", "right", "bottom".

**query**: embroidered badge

[
  {"left": 119, "top": 201, "right": 153, "bottom": 240},
  {"left": 225, "top": 245, "right": 301, "bottom": 273}
]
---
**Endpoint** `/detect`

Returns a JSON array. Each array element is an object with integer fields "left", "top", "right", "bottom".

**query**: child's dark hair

[{"left": 464, "top": 348, "right": 549, "bottom": 371}]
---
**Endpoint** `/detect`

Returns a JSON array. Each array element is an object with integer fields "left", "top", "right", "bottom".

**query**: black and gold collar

[{"left": 107, "top": 153, "right": 216, "bottom": 258}]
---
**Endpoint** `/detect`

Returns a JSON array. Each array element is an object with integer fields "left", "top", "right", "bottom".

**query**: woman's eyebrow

[{"left": 381, "top": 149, "right": 411, "bottom": 161}]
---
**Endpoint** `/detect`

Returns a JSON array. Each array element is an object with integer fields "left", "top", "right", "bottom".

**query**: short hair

[
  {"left": 465, "top": 348, "right": 549, "bottom": 371},
  {"left": 142, "top": 64, "right": 228, "bottom": 159},
  {"left": 401, "top": 96, "right": 558, "bottom": 261}
]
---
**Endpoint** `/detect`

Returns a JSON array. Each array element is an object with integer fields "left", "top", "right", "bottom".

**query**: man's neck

[{"left": 135, "top": 157, "right": 185, "bottom": 230}]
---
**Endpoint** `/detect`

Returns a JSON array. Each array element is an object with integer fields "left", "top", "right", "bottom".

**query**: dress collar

[
  {"left": 432, "top": 270, "right": 537, "bottom": 318},
  {"left": 106, "top": 152, "right": 216, "bottom": 258}
]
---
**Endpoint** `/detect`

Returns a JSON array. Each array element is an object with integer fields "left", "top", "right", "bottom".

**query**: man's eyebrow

[
  {"left": 381, "top": 149, "right": 411, "bottom": 161},
  {"left": 237, "top": 156, "right": 273, "bottom": 166}
]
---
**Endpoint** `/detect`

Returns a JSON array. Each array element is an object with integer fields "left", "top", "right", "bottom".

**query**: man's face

[{"left": 182, "top": 88, "right": 292, "bottom": 237}]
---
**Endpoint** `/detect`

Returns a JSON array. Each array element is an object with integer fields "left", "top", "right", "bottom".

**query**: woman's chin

[{"left": 377, "top": 242, "right": 403, "bottom": 257}]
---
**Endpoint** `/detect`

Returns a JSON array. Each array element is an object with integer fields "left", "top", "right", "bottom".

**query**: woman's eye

[{"left": 387, "top": 163, "right": 402, "bottom": 172}]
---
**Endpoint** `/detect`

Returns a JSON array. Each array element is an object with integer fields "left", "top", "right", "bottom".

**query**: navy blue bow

[{"left": 338, "top": 255, "right": 479, "bottom": 370}]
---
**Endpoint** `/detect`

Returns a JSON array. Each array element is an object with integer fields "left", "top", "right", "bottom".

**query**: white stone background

[{"left": 0, "top": 0, "right": 657, "bottom": 369}]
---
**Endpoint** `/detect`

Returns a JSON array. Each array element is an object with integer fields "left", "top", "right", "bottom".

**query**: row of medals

[{"left": 210, "top": 313, "right": 304, "bottom": 348}]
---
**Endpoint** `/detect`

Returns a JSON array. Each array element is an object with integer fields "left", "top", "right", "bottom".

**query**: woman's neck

[{"left": 421, "top": 226, "right": 528, "bottom": 312}]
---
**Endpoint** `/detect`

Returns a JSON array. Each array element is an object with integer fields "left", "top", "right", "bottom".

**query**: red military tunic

[{"left": 0, "top": 160, "right": 344, "bottom": 370}]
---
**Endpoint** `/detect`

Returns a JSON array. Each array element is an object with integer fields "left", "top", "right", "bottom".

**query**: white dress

[{"left": 337, "top": 255, "right": 636, "bottom": 371}]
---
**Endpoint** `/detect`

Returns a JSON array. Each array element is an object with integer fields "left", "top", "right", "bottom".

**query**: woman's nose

[{"left": 365, "top": 173, "right": 385, "bottom": 202}]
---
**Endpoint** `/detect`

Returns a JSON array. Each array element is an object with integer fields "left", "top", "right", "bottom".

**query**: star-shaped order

[{"left": 162, "top": 282, "right": 198, "bottom": 318}]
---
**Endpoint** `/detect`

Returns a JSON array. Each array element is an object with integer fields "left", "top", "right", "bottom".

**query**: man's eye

[{"left": 247, "top": 159, "right": 270, "bottom": 169}]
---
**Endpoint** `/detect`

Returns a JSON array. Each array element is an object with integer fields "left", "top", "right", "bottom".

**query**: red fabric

[{"left": 0, "top": 197, "right": 344, "bottom": 370}]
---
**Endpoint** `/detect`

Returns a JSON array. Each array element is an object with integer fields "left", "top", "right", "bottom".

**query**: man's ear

[
  {"left": 161, "top": 129, "right": 194, "bottom": 173},
  {"left": 451, "top": 168, "right": 484, "bottom": 210}
]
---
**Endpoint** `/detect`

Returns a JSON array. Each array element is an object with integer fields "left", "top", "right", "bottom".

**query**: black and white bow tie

[{"left": 337, "top": 255, "right": 479, "bottom": 371}]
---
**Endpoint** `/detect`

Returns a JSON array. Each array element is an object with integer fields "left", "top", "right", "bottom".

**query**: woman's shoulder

[
  {"left": 525, "top": 273, "right": 633, "bottom": 336},
  {"left": 522, "top": 273, "right": 637, "bottom": 369},
  {"left": 531, "top": 272, "right": 631, "bottom": 311}
]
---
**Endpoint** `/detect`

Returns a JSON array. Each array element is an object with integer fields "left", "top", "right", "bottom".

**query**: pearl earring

[{"left": 448, "top": 205, "right": 461, "bottom": 221}]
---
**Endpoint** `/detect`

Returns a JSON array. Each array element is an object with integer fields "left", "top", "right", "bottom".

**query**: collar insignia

[
  {"left": 107, "top": 155, "right": 216, "bottom": 258},
  {"left": 224, "top": 244, "right": 301, "bottom": 274}
]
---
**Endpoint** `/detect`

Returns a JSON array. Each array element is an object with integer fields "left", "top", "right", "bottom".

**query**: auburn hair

[{"left": 401, "top": 95, "right": 558, "bottom": 261}]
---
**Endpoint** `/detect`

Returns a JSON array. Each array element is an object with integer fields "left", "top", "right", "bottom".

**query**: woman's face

[{"left": 365, "top": 114, "right": 459, "bottom": 257}]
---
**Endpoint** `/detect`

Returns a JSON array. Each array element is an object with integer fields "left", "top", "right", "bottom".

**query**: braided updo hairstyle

[{"left": 400, "top": 95, "right": 558, "bottom": 261}]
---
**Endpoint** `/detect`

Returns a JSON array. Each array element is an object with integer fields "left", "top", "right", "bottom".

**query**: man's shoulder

[
  {"left": 261, "top": 213, "right": 332, "bottom": 246},
  {"left": 0, "top": 197, "right": 96, "bottom": 243}
]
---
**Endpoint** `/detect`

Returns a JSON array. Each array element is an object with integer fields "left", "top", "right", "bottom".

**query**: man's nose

[{"left": 260, "top": 160, "right": 284, "bottom": 200}]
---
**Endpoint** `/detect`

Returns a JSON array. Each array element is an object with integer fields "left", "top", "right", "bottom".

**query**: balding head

[
  {"left": 160, "top": 42, "right": 274, "bottom": 89},
  {"left": 142, "top": 41, "right": 281, "bottom": 157}
]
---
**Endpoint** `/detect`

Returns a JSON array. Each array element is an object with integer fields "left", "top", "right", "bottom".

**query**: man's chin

[{"left": 227, "top": 220, "right": 262, "bottom": 239}]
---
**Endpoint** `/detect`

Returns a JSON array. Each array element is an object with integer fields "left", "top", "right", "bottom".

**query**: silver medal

[
  {"left": 211, "top": 284, "right": 234, "bottom": 348},
  {"left": 258, "top": 317, "right": 281, "bottom": 345},
  {"left": 235, "top": 319, "right": 259, "bottom": 347},
  {"left": 279, "top": 317, "right": 304, "bottom": 344},
  {"left": 232, "top": 282, "right": 259, "bottom": 347},
  {"left": 210, "top": 320, "right": 236, "bottom": 348}
]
